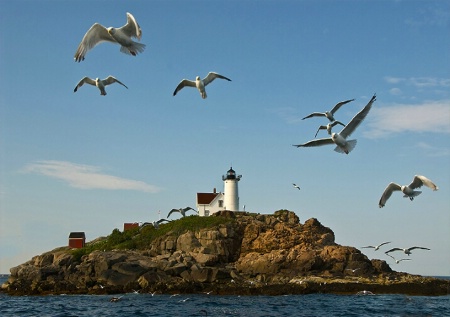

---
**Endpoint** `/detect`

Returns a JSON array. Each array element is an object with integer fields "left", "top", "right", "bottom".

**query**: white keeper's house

[{"left": 196, "top": 167, "right": 242, "bottom": 216}]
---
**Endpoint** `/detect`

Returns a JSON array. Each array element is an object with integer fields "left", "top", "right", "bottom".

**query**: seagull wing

[
  {"left": 361, "top": 246, "right": 375, "bottom": 249},
  {"left": 409, "top": 175, "right": 438, "bottom": 190},
  {"left": 156, "top": 218, "right": 170, "bottom": 224},
  {"left": 119, "top": 12, "right": 142, "bottom": 40},
  {"left": 203, "top": 72, "right": 232, "bottom": 86},
  {"left": 339, "top": 94, "right": 376, "bottom": 139},
  {"left": 74, "top": 23, "right": 116, "bottom": 62},
  {"left": 167, "top": 209, "right": 180, "bottom": 218},
  {"left": 293, "top": 137, "right": 334, "bottom": 148},
  {"left": 103, "top": 76, "right": 128, "bottom": 89},
  {"left": 385, "top": 247, "right": 403, "bottom": 254},
  {"left": 408, "top": 246, "right": 430, "bottom": 252},
  {"left": 302, "top": 112, "right": 326, "bottom": 120},
  {"left": 173, "top": 79, "right": 196, "bottom": 96},
  {"left": 386, "top": 253, "right": 396, "bottom": 260},
  {"left": 74, "top": 77, "right": 96, "bottom": 92},
  {"left": 315, "top": 125, "right": 327, "bottom": 138},
  {"left": 378, "top": 241, "right": 391, "bottom": 248},
  {"left": 329, "top": 99, "right": 355, "bottom": 115},
  {"left": 378, "top": 182, "right": 402, "bottom": 208},
  {"left": 331, "top": 120, "right": 346, "bottom": 128}
]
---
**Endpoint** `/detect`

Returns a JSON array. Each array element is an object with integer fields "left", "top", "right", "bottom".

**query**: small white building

[
  {"left": 196, "top": 167, "right": 242, "bottom": 216},
  {"left": 196, "top": 188, "right": 224, "bottom": 217}
]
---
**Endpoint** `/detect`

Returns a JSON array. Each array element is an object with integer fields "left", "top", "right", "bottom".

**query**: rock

[{"left": 2, "top": 210, "right": 449, "bottom": 296}]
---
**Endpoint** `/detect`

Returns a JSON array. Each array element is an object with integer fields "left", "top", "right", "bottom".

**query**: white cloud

[
  {"left": 384, "top": 76, "right": 404, "bottom": 84},
  {"left": 414, "top": 142, "right": 450, "bottom": 157},
  {"left": 21, "top": 160, "right": 162, "bottom": 193},
  {"left": 364, "top": 100, "right": 450, "bottom": 138},
  {"left": 389, "top": 88, "right": 402, "bottom": 96},
  {"left": 384, "top": 76, "right": 450, "bottom": 88}
]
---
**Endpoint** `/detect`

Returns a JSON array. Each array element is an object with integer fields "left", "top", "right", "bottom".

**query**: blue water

[{"left": 1, "top": 277, "right": 450, "bottom": 316}]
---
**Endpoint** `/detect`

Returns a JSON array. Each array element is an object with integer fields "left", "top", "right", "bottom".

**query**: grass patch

[{"left": 70, "top": 215, "right": 233, "bottom": 262}]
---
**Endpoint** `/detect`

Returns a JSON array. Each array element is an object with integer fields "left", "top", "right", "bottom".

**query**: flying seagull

[
  {"left": 385, "top": 246, "right": 430, "bottom": 256},
  {"left": 173, "top": 72, "right": 231, "bottom": 99},
  {"left": 140, "top": 219, "right": 170, "bottom": 230},
  {"left": 110, "top": 296, "right": 123, "bottom": 302},
  {"left": 378, "top": 175, "right": 438, "bottom": 208},
  {"left": 74, "top": 76, "right": 128, "bottom": 95},
  {"left": 302, "top": 98, "right": 355, "bottom": 122},
  {"left": 314, "top": 121, "right": 346, "bottom": 138},
  {"left": 386, "top": 254, "right": 411, "bottom": 264},
  {"left": 292, "top": 183, "right": 301, "bottom": 190},
  {"left": 74, "top": 12, "right": 145, "bottom": 62},
  {"left": 293, "top": 94, "right": 376, "bottom": 154},
  {"left": 167, "top": 207, "right": 196, "bottom": 218},
  {"left": 361, "top": 241, "right": 391, "bottom": 251}
]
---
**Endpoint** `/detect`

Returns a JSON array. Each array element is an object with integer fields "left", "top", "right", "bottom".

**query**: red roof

[{"left": 197, "top": 192, "right": 219, "bottom": 205}]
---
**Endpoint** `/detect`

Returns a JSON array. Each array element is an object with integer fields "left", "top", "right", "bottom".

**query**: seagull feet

[
  {"left": 409, "top": 197, "right": 414, "bottom": 201},
  {"left": 129, "top": 50, "right": 136, "bottom": 56}
]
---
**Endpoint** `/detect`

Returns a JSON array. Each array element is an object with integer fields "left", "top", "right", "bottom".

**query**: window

[{"left": 219, "top": 200, "right": 223, "bottom": 207}]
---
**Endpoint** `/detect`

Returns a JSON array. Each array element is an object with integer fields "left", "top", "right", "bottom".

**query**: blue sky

[{"left": 1, "top": 0, "right": 449, "bottom": 276}]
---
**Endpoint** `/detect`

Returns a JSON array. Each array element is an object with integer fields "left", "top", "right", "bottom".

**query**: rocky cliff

[{"left": 2, "top": 210, "right": 449, "bottom": 296}]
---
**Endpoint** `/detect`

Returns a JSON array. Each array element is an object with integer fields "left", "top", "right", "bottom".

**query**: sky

[{"left": 0, "top": 0, "right": 449, "bottom": 276}]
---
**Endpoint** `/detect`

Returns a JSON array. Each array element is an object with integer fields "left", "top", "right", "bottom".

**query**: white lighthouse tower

[{"left": 222, "top": 167, "right": 242, "bottom": 211}]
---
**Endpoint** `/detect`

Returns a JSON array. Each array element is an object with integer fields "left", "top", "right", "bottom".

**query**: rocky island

[{"left": 2, "top": 210, "right": 449, "bottom": 296}]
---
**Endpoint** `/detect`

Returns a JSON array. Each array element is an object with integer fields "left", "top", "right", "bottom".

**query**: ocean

[{"left": 1, "top": 276, "right": 449, "bottom": 317}]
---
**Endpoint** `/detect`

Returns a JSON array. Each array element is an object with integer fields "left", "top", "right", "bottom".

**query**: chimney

[{"left": 213, "top": 187, "right": 216, "bottom": 193}]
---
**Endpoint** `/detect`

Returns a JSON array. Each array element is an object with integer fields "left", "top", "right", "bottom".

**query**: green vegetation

[{"left": 70, "top": 215, "right": 233, "bottom": 262}]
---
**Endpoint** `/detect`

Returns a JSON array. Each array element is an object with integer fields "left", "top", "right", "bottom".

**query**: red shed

[
  {"left": 123, "top": 222, "right": 139, "bottom": 231},
  {"left": 68, "top": 232, "right": 86, "bottom": 248}
]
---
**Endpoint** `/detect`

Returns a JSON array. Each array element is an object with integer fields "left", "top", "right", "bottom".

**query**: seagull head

[
  {"left": 107, "top": 27, "right": 116, "bottom": 35},
  {"left": 196, "top": 76, "right": 201, "bottom": 81}
]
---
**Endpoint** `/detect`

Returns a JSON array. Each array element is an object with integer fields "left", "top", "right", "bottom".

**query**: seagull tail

[
  {"left": 201, "top": 91, "right": 207, "bottom": 99},
  {"left": 404, "top": 191, "right": 421, "bottom": 198},
  {"left": 334, "top": 139, "right": 357, "bottom": 154},
  {"left": 120, "top": 42, "right": 146, "bottom": 56}
]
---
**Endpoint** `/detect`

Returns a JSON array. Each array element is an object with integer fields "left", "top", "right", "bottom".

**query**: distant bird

[
  {"left": 110, "top": 296, "right": 123, "bottom": 302},
  {"left": 74, "top": 12, "right": 145, "bottom": 62},
  {"left": 173, "top": 72, "right": 231, "bottom": 99},
  {"left": 140, "top": 219, "right": 170, "bottom": 230},
  {"left": 378, "top": 175, "right": 439, "bottom": 208},
  {"left": 302, "top": 98, "right": 355, "bottom": 122},
  {"left": 292, "top": 183, "right": 301, "bottom": 190},
  {"left": 74, "top": 76, "right": 128, "bottom": 96},
  {"left": 150, "top": 291, "right": 157, "bottom": 296},
  {"left": 314, "top": 121, "right": 346, "bottom": 138},
  {"left": 294, "top": 94, "right": 376, "bottom": 154},
  {"left": 356, "top": 290, "right": 374, "bottom": 296},
  {"left": 346, "top": 268, "right": 360, "bottom": 273},
  {"left": 167, "top": 207, "right": 196, "bottom": 218},
  {"left": 179, "top": 298, "right": 190, "bottom": 303},
  {"left": 131, "top": 289, "right": 140, "bottom": 294},
  {"left": 361, "top": 241, "right": 391, "bottom": 251},
  {"left": 386, "top": 254, "right": 411, "bottom": 264},
  {"left": 385, "top": 246, "right": 430, "bottom": 256}
]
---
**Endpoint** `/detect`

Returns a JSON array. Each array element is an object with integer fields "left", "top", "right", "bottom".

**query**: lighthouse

[{"left": 222, "top": 167, "right": 242, "bottom": 211}]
